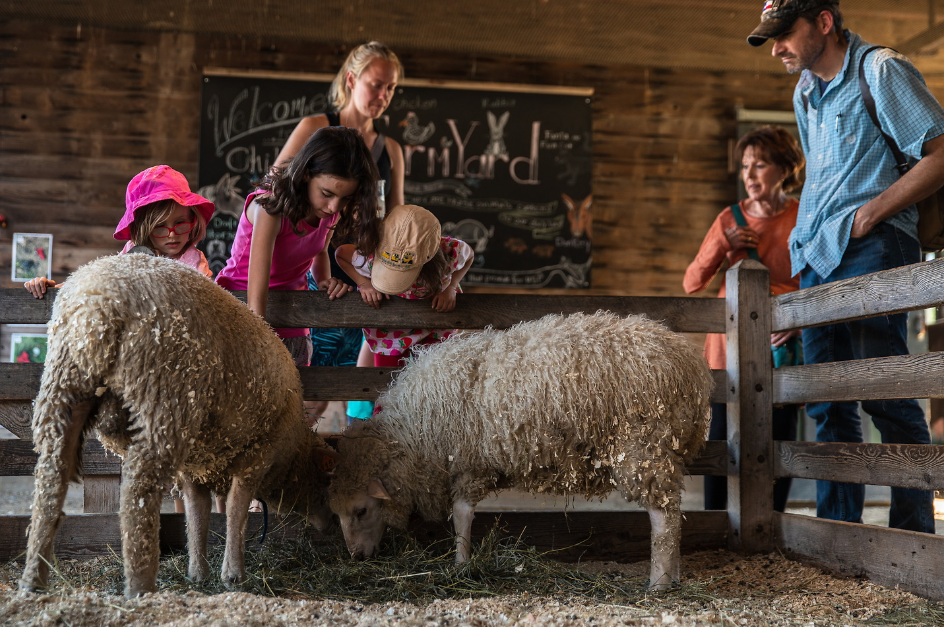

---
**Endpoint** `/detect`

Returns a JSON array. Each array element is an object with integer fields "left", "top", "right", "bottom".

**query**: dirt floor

[{"left": 2, "top": 547, "right": 943, "bottom": 626}]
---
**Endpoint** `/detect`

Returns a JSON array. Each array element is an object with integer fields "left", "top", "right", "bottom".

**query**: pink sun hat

[{"left": 114, "top": 165, "right": 215, "bottom": 240}]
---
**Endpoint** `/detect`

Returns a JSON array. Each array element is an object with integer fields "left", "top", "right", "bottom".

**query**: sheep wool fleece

[
  {"left": 331, "top": 311, "right": 713, "bottom": 589},
  {"left": 20, "top": 254, "right": 335, "bottom": 599}
]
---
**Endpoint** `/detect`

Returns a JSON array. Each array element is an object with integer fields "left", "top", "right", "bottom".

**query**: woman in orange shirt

[{"left": 684, "top": 125, "right": 805, "bottom": 512}]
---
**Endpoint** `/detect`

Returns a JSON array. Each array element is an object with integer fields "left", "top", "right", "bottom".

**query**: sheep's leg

[
  {"left": 119, "top": 446, "right": 174, "bottom": 598},
  {"left": 181, "top": 477, "right": 212, "bottom": 582},
  {"left": 19, "top": 400, "right": 91, "bottom": 593},
  {"left": 221, "top": 477, "right": 255, "bottom": 586},
  {"left": 452, "top": 498, "right": 475, "bottom": 564},
  {"left": 645, "top": 493, "right": 681, "bottom": 591}
]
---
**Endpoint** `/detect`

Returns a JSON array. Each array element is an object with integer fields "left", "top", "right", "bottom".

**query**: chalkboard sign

[{"left": 199, "top": 70, "right": 593, "bottom": 288}]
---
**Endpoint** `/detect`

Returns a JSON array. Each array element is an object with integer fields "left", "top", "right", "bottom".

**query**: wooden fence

[{"left": 2, "top": 257, "right": 944, "bottom": 598}]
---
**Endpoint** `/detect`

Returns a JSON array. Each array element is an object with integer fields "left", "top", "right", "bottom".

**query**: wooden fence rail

[
  {"left": 4, "top": 256, "right": 944, "bottom": 599},
  {"left": 0, "top": 286, "right": 734, "bottom": 566}
]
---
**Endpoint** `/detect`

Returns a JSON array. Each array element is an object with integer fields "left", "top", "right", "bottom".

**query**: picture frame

[
  {"left": 12, "top": 233, "right": 53, "bottom": 282},
  {"left": 11, "top": 333, "right": 48, "bottom": 364}
]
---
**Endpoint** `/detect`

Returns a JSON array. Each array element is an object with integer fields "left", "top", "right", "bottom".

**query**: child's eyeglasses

[{"left": 152, "top": 221, "right": 195, "bottom": 238}]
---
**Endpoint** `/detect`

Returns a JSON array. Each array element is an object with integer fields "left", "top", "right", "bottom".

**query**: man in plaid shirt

[{"left": 748, "top": 0, "right": 944, "bottom": 533}]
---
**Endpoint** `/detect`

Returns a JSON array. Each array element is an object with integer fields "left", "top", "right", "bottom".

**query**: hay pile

[{"left": 1, "top": 528, "right": 942, "bottom": 626}]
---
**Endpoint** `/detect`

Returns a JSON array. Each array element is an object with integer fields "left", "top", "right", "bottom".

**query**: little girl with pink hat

[{"left": 24, "top": 165, "right": 215, "bottom": 298}]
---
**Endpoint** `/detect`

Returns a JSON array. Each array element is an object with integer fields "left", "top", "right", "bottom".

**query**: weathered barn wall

[{"left": 2, "top": 17, "right": 944, "bottom": 296}]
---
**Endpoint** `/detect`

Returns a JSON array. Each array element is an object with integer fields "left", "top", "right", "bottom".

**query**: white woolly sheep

[
  {"left": 19, "top": 254, "right": 337, "bottom": 599},
  {"left": 329, "top": 311, "right": 712, "bottom": 590}
]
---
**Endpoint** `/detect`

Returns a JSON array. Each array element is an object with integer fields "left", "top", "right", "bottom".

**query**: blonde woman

[{"left": 278, "top": 42, "right": 406, "bottom": 422}]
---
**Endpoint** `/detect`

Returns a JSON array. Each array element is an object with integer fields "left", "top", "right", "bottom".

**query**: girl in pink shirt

[
  {"left": 24, "top": 165, "right": 215, "bottom": 298},
  {"left": 215, "top": 126, "right": 382, "bottom": 366}
]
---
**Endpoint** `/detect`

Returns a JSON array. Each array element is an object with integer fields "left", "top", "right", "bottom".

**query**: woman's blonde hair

[
  {"left": 329, "top": 41, "right": 403, "bottom": 111},
  {"left": 130, "top": 200, "right": 207, "bottom": 254}
]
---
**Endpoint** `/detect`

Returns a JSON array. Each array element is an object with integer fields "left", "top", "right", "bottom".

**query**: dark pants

[
  {"left": 799, "top": 223, "right": 933, "bottom": 533},
  {"left": 704, "top": 402, "right": 798, "bottom": 511}
]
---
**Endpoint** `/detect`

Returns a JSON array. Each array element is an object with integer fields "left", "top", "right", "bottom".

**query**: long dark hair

[{"left": 257, "top": 126, "right": 381, "bottom": 255}]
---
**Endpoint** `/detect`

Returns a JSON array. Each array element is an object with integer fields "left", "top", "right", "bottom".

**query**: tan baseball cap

[{"left": 371, "top": 205, "right": 442, "bottom": 295}]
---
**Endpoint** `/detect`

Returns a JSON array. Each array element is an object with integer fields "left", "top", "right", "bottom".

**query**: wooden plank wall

[{"left": 0, "top": 17, "right": 805, "bottom": 297}]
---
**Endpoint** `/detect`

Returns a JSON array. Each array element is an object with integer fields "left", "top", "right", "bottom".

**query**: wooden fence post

[
  {"left": 725, "top": 259, "right": 774, "bottom": 552},
  {"left": 84, "top": 476, "right": 121, "bottom": 513}
]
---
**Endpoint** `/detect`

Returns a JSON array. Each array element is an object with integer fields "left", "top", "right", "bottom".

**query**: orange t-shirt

[{"left": 683, "top": 198, "right": 800, "bottom": 369}]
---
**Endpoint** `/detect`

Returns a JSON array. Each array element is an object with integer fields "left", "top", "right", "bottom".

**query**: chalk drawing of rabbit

[
  {"left": 484, "top": 111, "right": 510, "bottom": 159},
  {"left": 562, "top": 193, "right": 593, "bottom": 239}
]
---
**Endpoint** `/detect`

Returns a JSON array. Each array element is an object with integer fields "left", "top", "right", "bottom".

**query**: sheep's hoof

[
  {"left": 647, "top": 579, "right": 679, "bottom": 592},
  {"left": 221, "top": 570, "right": 244, "bottom": 588},
  {"left": 124, "top": 583, "right": 156, "bottom": 599},
  {"left": 18, "top": 572, "right": 45, "bottom": 594}
]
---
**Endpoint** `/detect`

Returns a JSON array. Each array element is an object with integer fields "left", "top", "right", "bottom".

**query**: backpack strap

[
  {"left": 728, "top": 203, "right": 761, "bottom": 262},
  {"left": 858, "top": 45, "right": 911, "bottom": 176}
]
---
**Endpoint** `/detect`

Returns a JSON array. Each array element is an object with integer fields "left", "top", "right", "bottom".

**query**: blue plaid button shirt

[{"left": 791, "top": 31, "right": 944, "bottom": 278}]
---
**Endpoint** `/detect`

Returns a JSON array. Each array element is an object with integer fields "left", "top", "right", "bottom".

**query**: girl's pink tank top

[{"left": 216, "top": 190, "right": 340, "bottom": 337}]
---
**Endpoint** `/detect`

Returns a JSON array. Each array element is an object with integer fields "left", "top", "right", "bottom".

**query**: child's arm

[
  {"left": 431, "top": 245, "right": 474, "bottom": 313},
  {"left": 274, "top": 115, "right": 328, "bottom": 168},
  {"left": 23, "top": 277, "right": 62, "bottom": 300},
  {"left": 335, "top": 244, "right": 389, "bottom": 309},
  {"left": 310, "top": 233, "right": 352, "bottom": 300},
  {"left": 246, "top": 200, "right": 281, "bottom": 319}
]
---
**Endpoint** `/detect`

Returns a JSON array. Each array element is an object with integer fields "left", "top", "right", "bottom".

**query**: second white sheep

[{"left": 329, "top": 311, "right": 712, "bottom": 590}]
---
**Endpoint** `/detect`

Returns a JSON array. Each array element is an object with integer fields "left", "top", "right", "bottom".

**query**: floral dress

[{"left": 349, "top": 237, "right": 473, "bottom": 356}]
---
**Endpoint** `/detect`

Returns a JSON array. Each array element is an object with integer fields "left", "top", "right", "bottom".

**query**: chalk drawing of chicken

[
  {"left": 399, "top": 111, "right": 435, "bottom": 145},
  {"left": 484, "top": 111, "right": 510, "bottom": 159},
  {"left": 562, "top": 193, "right": 593, "bottom": 239}
]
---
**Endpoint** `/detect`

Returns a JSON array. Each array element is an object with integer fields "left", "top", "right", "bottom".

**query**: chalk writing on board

[{"left": 199, "top": 74, "right": 592, "bottom": 287}]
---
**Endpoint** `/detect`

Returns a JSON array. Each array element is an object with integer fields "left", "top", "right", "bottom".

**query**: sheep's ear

[
  {"left": 367, "top": 477, "right": 391, "bottom": 500},
  {"left": 314, "top": 447, "right": 339, "bottom": 474}
]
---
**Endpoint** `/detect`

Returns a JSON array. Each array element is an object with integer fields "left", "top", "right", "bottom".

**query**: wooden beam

[
  {"left": 774, "top": 441, "right": 944, "bottom": 490},
  {"left": 772, "top": 258, "right": 944, "bottom": 332},
  {"left": 0, "top": 439, "right": 121, "bottom": 476},
  {"left": 0, "top": 510, "right": 729, "bottom": 564},
  {"left": 83, "top": 476, "right": 121, "bottom": 513},
  {"left": 0, "top": 437, "right": 727, "bottom": 479},
  {"left": 725, "top": 259, "right": 775, "bottom": 553},
  {"left": 776, "top": 512, "right": 944, "bottom": 602},
  {"left": 0, "top": 362, "right": 731, "bottom": 405},
  {"left": 0, "top": 288, "right": 726, "bottom": 333},
  {"left": 0, "top": 400, "right": 32, "bottom": 439},
  {"left": 773, "top": 352, "right": 944, "bottom": 405},
  {"left": 711, "top": 369, "right": 725, "bottom": 404},
  {"left": 689, "top": 440, "right": 728, "bottom": 477},
  {"left": 897, "top": 20, "right": 944, "bottom": 56},
  {"left": 0, "top": 363, "right": 42, "bottom": 401}
]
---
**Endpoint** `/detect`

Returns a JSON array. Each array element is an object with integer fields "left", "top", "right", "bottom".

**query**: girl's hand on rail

[
  {"left": 24, "top": 277, "right": 61, "bottom": 299},
  {"left": 358, "top": 284, "right": 389, "bottom": 309}
]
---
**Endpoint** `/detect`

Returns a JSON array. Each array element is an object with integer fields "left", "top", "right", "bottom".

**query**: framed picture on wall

[
  {"left": 11, "top": 333, "right": 48, "bottom": 364},
  {"left": 12, "top": 233, "right": 53, "bottom": 282}
]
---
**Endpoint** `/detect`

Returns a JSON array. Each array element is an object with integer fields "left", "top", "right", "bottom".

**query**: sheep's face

[
  {"left": 331, "top": 478, "right": 390, "bottom": 559},
  {"left": 305, "top": 501, "right": 338, "bottom": 535}
]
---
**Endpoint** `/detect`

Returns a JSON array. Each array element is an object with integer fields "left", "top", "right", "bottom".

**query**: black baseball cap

[{"left": 747, "top": 0, "right": 837, "bottom": 47}]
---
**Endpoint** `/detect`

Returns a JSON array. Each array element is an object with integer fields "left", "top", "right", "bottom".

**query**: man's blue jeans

[{"left": 799, "top": 223, "right": 934, "bottom": 533}]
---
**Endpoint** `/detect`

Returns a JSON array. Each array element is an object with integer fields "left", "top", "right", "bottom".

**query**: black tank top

[{"left": 325, "top": 111, "right": 392, "bottom": 204}]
